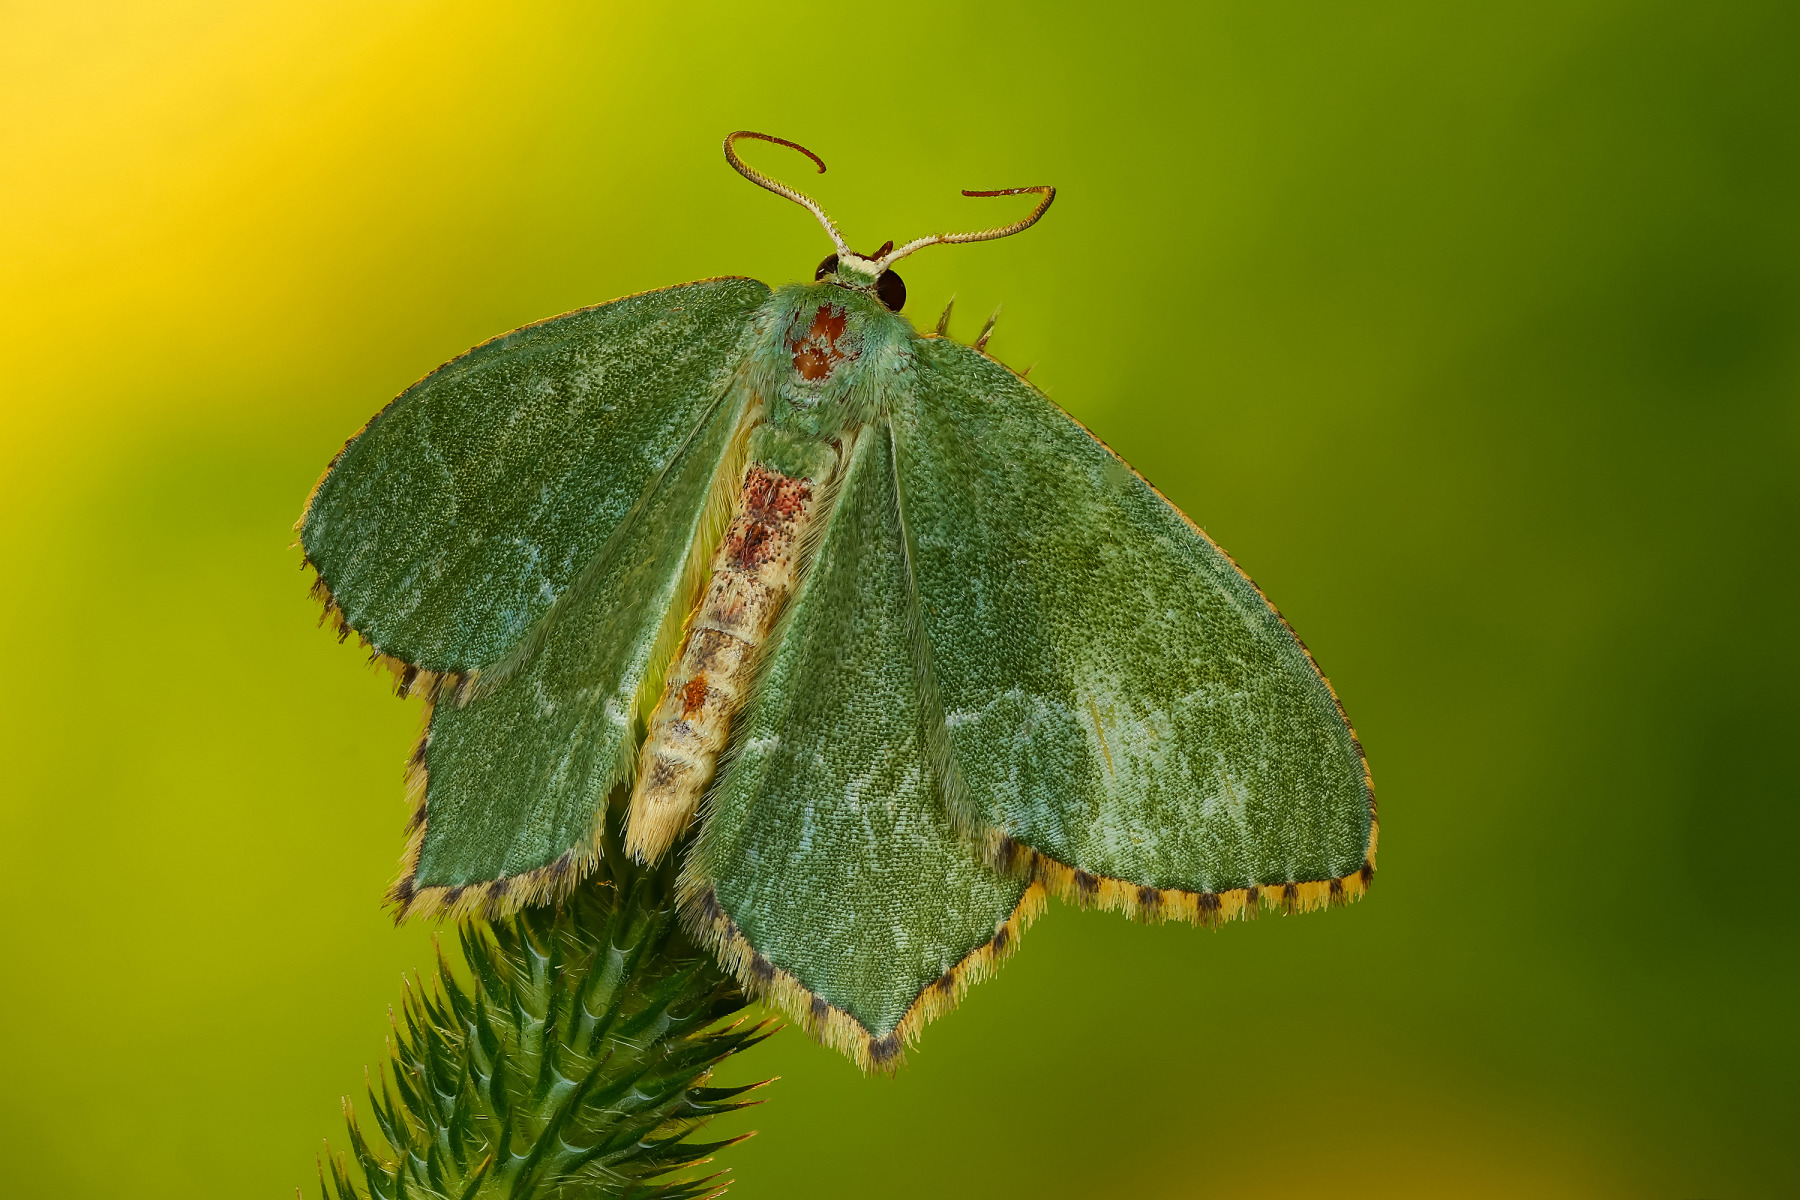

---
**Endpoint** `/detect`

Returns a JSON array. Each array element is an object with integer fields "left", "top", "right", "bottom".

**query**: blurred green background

[{"left": 2, "top": 1, "right": 1795, "bottom": 1196}]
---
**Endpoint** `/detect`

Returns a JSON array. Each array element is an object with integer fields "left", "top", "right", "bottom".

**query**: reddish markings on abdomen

[
  {"left": 790, "top": 305, "right": 853, "bottom": 380},
  {"left": 725, "top": 465, "right": 815, "bottom": 570},
  {"left": 742, "top": 465, "right": 813, "bottom": 520},
  {"left": 623, "top": 460, "right": 821, "bottom": 865},
  {"left": 679, "top": 675, "right": 709, "bottom": 718},
  {"left": 727, "top": 522, "right": 772, "bottom": 569}
]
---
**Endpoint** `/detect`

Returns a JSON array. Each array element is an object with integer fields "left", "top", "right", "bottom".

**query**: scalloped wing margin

[
  {"left": 298, "top": 278, "right": 777, "bottom": 919},
  {"left": 390, "top": 366, "right": 756, "bottom": 920},
  {"left": 891, "top": 335, "right": 1376, "bottom": 922}
]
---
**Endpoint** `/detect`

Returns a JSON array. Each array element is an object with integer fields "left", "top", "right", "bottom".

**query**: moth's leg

[{"left": 626, "top": 464, "right": 819, "bottom": 863}]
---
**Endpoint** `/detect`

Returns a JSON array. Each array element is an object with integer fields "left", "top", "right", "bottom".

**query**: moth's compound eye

[
  {"left": 876, "top": 269, "right": 906, "bottom": 312},
  {"left": 814, "top": 253, "right": 839, "bottom": 281}
]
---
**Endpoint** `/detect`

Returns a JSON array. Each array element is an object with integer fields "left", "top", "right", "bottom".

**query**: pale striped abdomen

[{"left": 625, "top": 462, "right": 818, "bottom": 863}]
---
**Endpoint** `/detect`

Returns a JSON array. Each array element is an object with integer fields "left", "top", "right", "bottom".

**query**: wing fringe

[
  {"left": 984, "top": 820, "right": 1377, "bottom": 927},
  {"left": 671, "top": 429, "right": 1037, "bottom": 1073},
  {"left": 676, "top": 876, "right": 1045, "bottom": 1074},
  {"left": 299, "top": 295, "right": 772, "bottom": 923},
  {"left": 302, "top": 562, "right": 475, "bottom": 704},
  {"left": 906, "top": 344, "right": 1382, "bottom": 927},
  {"left": 303, "top": 562, "right": 590, "bottom": 923},
  {"left": 382, "top": 681, "right": 606, "bottom": 924}
]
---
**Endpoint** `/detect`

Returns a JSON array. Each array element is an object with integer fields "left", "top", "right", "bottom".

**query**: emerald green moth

[{"left": 300, "top": 131, "right": 1377, "bottom": 1070}]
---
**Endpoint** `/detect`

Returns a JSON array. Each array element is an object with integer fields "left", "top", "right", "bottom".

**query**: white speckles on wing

[
  {"left": 601, "top": 696, "right": 631, "bottom": 734},
  {"left": 1202, "top": 759, "right": 1254, "bottom": 836},
  {"left": 742, "top": 732, "right": 782, "bottom": 760}
]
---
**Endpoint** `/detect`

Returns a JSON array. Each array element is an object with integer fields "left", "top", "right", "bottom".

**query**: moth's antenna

[
  {"left": 878, "top": 186, "right": 1056, "bottom": 271},
  {"left": 724, "top": 131, "right": 852, "bottom": 258}
]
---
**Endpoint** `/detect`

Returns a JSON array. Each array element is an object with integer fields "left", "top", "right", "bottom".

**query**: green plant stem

[{"left": 315, "top": 838, "right": 773, "bottom": 1200}]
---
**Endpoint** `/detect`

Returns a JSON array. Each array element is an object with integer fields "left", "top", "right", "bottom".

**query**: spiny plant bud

[{"left": 314, "top": 837, "right": 774, "bottom": 1200}]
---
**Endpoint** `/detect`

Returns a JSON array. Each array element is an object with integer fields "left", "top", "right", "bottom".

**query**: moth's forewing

[
  {"left": 402, "top": 374, "right": 755, "bottom": 912},
  {"left": 301, "top": 277, "right": 771, "bottom": 673},
  {"left": 891, "top": 337, "right": 1375, "bottom": 918},
  {"left": 303, "top": 277, "right": 773, "bottom": 918},
  {"left": 681, "top": 431, "right": 1035, "bottom": 1071}
]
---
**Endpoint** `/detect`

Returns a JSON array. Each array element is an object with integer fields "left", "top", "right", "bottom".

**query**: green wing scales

[
  {"left": 682, "top": 430, "right": 1036, "bottom": 1070},
  {"left": 299, "top": 278, "right": 770, "bottom": 916},
  {"left": 399, "top": 381, "right": 752, "bottom": 913},
  {"left": 891, "top": 336, "right": 1375, "bottom": 920},
  {"left": 301, "top": 277, "right": 770, "bottom": 674},
  {"left": 301, "top": 262, "right": 1372, "bottom": 1059}
]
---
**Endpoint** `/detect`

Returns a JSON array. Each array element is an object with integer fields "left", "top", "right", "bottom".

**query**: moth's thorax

[{"left": 745, "top": 282, "right": 915, "bottom": 449}]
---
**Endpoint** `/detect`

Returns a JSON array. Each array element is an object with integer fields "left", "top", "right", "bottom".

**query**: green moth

[{"left": 300, "top": 131, "right": 1376, "bottom": 1070}]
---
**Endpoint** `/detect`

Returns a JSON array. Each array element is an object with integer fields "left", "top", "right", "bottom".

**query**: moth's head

[
  {"left": 723, "top": 130, "right": 1053, "bottom": 317},
  {"left": 815, "top": 244, "right": 907, "bottom": 312}
]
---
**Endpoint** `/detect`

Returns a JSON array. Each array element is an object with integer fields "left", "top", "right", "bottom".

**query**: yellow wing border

[
  {"left": 298, "top": 304, "right": 1377, "bottom": 1051},
  {"left": 302, "top": 567, "right": 600, "bottom": 923},
  {"left": 917, "top": 333, "right": 1381, "bottom": 927},
  {"left": 679, "top": 875, "right": 1047, "bottom": 1074}
]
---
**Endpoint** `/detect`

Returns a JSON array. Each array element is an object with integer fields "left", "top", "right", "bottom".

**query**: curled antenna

[
  {"left": 723, "top": 131, "right": 1056, "bottom": 270},
  {"left": 723, "top": 130, "right": 851, "bottom": 258},
  {"left": 877, "top": 186, "right": 1056, "bottom": 270}
]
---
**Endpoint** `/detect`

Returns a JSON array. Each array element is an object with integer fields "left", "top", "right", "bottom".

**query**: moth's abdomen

[{"left": 626, "top": 463, "right": 817, "bottom": 863}]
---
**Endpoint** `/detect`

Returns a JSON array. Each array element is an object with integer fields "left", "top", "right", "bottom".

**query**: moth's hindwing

[
  {"left": 681, "top": 430, "right": 1038, "bottom": 1072},
  {"left": 893, "top": 336, "right": 1376, "bottom": 921},
  {"left": 301, "top": 276, "right": 771, "bottom": 677}
]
